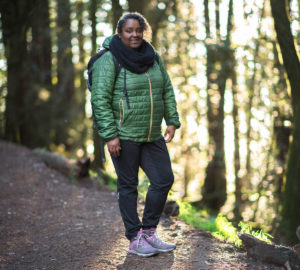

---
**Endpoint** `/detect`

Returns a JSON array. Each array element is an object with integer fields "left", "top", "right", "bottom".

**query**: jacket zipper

[
  {"left": 145, "top": 72, "right": 153, "bottom": 142},
  {"left": 119, "top": 98, "right": 124, "bottom": 127}
]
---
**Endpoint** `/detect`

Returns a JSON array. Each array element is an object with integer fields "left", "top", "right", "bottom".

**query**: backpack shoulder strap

[
  {"left": 155, "top": 52, "right": 159, "bottom": 63},
  {"left": 112, "top": 55, "right": 122, "bottom": 78},
  {"left": 87, "top": 49, "right": 108, "bottom": 74}
]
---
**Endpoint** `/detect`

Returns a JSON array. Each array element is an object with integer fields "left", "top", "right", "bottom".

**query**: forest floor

[{"left": 0, "top": 140, "right": 282, "bottom": 270}]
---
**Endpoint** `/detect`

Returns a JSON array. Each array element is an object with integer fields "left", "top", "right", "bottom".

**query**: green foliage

[
  {"left": 178, "top": 201, "right": 217, "bottom": 231},
  {"left": 239, "top": 221, "right": 273, "bottom": 244},
  {"left": 213, "top": 214, "right": 241, "bottom": 246},
  {"left": 178, "top": 201, "right": 273, "bottom": 247}
]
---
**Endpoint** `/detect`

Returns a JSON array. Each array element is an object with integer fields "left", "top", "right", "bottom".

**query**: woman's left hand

[{"left": 164, "top": 125, "right": 176, "bottom": 143}]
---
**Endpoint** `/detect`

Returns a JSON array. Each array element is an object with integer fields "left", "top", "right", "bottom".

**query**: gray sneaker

[
  {"left": 128, "top": 231, "right": 158, "bottom": 257},
  {"left": 143, "top": 228, "right": 176, "bottom": 252}
]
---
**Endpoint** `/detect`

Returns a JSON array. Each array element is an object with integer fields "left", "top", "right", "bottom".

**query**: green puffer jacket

[{"left": 91, "top": 36, "right": 180, "bottom": 142}]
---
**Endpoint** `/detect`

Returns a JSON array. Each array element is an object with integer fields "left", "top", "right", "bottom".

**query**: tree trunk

[
  {"left": 89, "top": 0, "right": 104, "bottom": 169},
  {"left": 29, "top": 0, "right": 52, "bottom": 148},
  {"left": 90, "top": 0, "right": 97, "bottom": 55},
  {"left": 54, "top": 0, "right": 75, "bottom": 149},
  {"left": 270, "top": 0, "right": 300, "bottom": 243},
  {"left": 270, "top": 40, "right": 291, "bottom": 232},
  {"left": 232, "top": 63, "right": 242, "bottom": 222},
  {"left": 127, "top": 0, "right": 147, "bottom": 14},
  {"left": 1, "top": 0, "right": 37, "bottom": 145},
  {"left": 112, "top": 0, "right": 123, "bottom": 33},
  {"left": 76, "top": 0, "right": 87, "bottom": 153},
  {"left": 215, "top": 0, "right": 220, "bottom": 41}
]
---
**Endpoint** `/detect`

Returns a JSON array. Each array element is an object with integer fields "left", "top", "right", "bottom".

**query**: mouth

[{"left": 130, "top": 39, "right": 141, "bottom": 43}]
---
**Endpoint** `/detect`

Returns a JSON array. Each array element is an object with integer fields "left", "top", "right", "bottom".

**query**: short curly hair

[{"left": 115, "top": 12, "right": 152, "bottom": 42}]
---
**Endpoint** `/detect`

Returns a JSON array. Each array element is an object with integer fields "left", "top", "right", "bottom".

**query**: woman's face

[{"left": 119, "top": 19, "right": 143, "bottom": 49}]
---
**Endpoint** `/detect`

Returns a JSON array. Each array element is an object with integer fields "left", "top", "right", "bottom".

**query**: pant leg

[
  {"left": 140, "top": 137, "right": 174, "bottom": 229},
  {"left": 110, "top": 140, "right": 142, "bottom": 240}
]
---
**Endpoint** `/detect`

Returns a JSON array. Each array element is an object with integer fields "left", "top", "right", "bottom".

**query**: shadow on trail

[{"left": 117, "top": 251, "right": 174, "bottom": 270}]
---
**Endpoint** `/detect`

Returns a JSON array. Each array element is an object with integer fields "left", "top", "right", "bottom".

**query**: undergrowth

[{"left": 178, "top": 201, "right": 273, "bottom": 247}]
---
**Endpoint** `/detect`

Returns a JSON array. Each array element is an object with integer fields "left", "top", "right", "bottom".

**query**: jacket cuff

[
  {"left": 98, "top": 131, "right": 119, "bottom": 143},
  {"left": 167, "top": 120, "right": 181, "bottom": 129}
]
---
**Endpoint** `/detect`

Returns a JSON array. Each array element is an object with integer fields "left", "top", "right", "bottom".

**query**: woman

[{"left": 91, "top": 13, "right": 180, "bottom": 257}]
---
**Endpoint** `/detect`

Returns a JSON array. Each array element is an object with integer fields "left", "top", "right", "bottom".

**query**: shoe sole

[
  {"left": 157, "top": 246, "right": 176, "bottom": 252},
  {"left": 128, "top": 250, "right": 158, "bottom": 257}
]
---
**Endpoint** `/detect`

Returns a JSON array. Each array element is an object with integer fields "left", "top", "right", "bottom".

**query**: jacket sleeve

[
  {"left": 157, "top": 54, "right": 181, "bottom": 128},
  {"left": 91, "top": 52, "right": 119, "bottom": 141}
]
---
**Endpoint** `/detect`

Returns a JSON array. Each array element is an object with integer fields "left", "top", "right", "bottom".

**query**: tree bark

[
  {"left": 127, "top": 0, "right": 147, "bottom": 14},
  {"left": 204, "top": 0, "right": 210, "bottom": 38},
  {"left": 1, "top": 0, "right": 38, "bottom": 145},
  {"left": 89, "top": 0, "right": 104, "bottom": 169},
  {"left": 270, "top": 0, "right": 300, "bottom": 243},
  {"left": 215, "top": 0, "right": 220, "bottom": 41},
  {"left": 90, "top": 0, "right": 97, "bottom": 55},
  {"left": 29, "top": 0, "right": 52, "bottom": 148},
  {"left": 54, "top": 0, "right": 75, "bottom": 149},
  {"left": 112, "top": 0, "right": 123, "bottom": 33},
  {"left": 76, "top": 0, "right": 87, "bottom": 153},
  {"left": 232, "top": 63, "right": 242, "bottom": 222}
]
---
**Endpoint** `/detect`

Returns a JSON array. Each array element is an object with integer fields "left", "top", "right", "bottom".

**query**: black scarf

[{"left": 109, "top": 34, "right": 155, "bottom": 74}]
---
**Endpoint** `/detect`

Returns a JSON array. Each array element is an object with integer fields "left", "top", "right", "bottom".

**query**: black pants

[{"left": 111, "top": 137, "right": 174, "bottom": 240}]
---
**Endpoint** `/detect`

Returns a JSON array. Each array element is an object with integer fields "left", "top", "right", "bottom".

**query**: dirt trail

[{"left": 0, "top": 140, "right": 280, "bottom": 270}]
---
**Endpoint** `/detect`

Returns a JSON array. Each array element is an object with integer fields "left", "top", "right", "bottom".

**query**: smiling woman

[{"left": 90, "top": 12, "right": 180, "bottom": 257}]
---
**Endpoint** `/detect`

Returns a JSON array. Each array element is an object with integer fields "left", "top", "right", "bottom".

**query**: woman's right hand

[{"left": 107, "top": 137, "right": 121, "bottom": 157}]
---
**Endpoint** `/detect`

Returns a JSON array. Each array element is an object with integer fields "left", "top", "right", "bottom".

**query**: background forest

[{"left": 0, "top": 0, "right": 299, "bottom": 244}]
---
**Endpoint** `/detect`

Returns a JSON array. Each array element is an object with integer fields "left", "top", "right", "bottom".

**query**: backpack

[{"left": 87, "top": 49, "right": 124, "bottom": 131}]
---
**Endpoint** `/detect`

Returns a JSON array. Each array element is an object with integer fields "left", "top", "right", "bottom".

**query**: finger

[
  {"left": 109, "top": 147, "right": 116, "bottom": 157},
  {"left": 167, "top": 133, "right": 175, "bottom": 143},
  {"left": 115, "top": 146, "right": 121, "bottom": 157}
]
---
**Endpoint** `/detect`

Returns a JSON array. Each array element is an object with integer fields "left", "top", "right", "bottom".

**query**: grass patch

[
  {"left": 239, "top": 221, "right": 273, "bottom": 244},
  {"left": 177, "top": 201, "right": 273, "bottom": 247}
]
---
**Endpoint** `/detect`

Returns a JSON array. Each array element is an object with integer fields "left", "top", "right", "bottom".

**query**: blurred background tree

[{"left": 0, "top": 0, "right": 299, "bottom": 243}]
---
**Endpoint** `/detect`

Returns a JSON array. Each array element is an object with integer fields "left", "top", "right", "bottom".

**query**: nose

[{"left": 132, "top": 31, "right": 138, "bottom": 37}]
